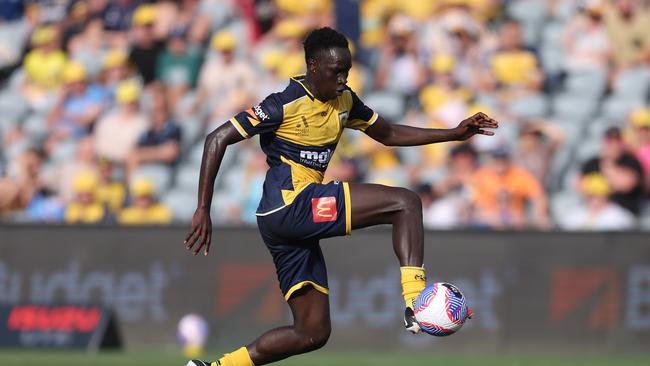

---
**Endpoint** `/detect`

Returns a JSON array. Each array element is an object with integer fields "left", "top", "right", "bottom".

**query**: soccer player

[{"left": 184, "top": 27, "right": 497, "bottom": 366}]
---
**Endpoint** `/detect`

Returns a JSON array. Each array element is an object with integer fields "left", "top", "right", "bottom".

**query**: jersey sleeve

[
  {"left": 229, "top": 93, "right": 284, "bottom": 138},
  {"left": 345, "top": 89, "right": 378, "bottom": 131}
]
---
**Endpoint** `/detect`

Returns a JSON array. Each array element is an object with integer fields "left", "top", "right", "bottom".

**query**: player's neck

[{"left": 303, "top": 75, "right": 326, "bottom": 102}]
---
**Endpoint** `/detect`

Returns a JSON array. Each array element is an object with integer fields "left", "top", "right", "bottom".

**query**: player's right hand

[
  {"left": 404, "top": 307, "right": 421, "bottom": 334},
  {"left": 184, "top": 208, "right": 212, "bottom": 256}
]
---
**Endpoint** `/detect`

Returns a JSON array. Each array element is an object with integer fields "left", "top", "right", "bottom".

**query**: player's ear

[{"left": 307, "top": 57, "right": 318, "bottom": 74}]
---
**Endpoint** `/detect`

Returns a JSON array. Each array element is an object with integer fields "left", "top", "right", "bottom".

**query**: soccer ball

[{"left": 414, "top": 282, "right": 470, "bottom": 336}]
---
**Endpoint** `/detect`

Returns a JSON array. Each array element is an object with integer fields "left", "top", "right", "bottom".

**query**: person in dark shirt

[
  {"left": 581, "top": 127, "right": 644, "bottom": 215},
  {"left": 125, "top": 87, "right": 181, "bottom": 176},
  {"left": 128, "top": 4, "right": 164, "bottom": 85}
]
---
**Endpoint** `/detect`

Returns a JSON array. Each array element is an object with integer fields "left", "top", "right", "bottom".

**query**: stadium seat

[
  {"left": 611, "top": 67, "right": 650, "bottom": 99},
  {"left": 132, "top": 164, "right": 173, "bottom": 194},
  {"left": 551, "top": 94, "right": 598, "bottom": 123},
  {"left": 174, "top": 164, "right": 201, "bottom": 192},
  {"left": 507, "top": 94, "right": 549, "bottom": 119},
  {"left": 363, "top": 91, "right": 405, "bottom": 122},
  {"left": 601, "top": 96, "right": 644, "bottom": 122},
  {"left": 550, "top": 190, "right": 582, "bottom": 225},
  {"left": 563, "top": 70, "right": 607, "bottom": 99},
  {"left": 161, "top": 188, "right": 197, "bottom": 222}
]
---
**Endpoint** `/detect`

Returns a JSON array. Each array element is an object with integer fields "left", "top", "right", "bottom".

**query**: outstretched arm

[
  {"left": 184, "top": 122, "right": 244, "bottom": 256},
  {"left": 364, "top": 112, "right": 498, "bottom": 146}
]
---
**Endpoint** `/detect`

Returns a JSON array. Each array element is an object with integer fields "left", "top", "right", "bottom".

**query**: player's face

[{"left": 313, "top": 47, "right": 352, "bottom": 101}]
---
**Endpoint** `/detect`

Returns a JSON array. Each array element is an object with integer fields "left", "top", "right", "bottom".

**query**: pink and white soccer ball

[{"left": 414, "top": 282, "right": 471, "bottom": 336}]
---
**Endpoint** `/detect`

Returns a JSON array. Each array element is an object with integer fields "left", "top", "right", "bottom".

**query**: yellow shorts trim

[
  {"left": 284, "top": 281, "right": 329, "bottom": 301},
  {"left": 343, "top": 182, "right": 351, "bottom": 235}
]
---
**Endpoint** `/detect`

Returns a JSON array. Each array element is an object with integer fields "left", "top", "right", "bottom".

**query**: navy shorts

[{"left": 256, "top": 181, "right": 351, "bottom": 300}]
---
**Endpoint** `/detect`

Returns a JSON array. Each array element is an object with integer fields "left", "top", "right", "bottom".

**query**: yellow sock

[
  {"left": 215, "top": 347, "right": 254, "bottom": 366},
  {"left": 400, "top": 266, "right": 426, "bottom": 309}
]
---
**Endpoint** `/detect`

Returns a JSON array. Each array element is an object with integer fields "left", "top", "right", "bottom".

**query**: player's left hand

[
  {"left": 184, "top": 208, "right": 212, "bottom": 256},
  {"left": 453, "top": 112, "right": 498, "bottom": 141}
]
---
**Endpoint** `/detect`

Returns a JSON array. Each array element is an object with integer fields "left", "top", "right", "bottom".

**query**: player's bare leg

[
  {"left": 349, "top": 183, "right": 426, "bottom": 333},
  {"left": 188, "top": 287, "right": 329, "bottom": 366},
  {"left": 246, "top": 286, "right": 331, "bottom": 364}
]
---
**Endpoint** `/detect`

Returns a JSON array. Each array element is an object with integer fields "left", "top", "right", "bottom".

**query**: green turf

[{"left": 0, "top": 349, "right": 648, "bottom": 366}]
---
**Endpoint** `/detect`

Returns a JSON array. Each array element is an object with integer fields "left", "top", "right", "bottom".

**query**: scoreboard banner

[{"left": 0, "top": 225, "right": 649, "bottom": 353}]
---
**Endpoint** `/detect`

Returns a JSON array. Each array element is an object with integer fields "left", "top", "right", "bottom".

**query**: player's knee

[
  {"left": 396, "top": 188, "right": 422, "bottom": 215},
  {"left": 298, "top": 323, "right": 330, "bottom": 352}
]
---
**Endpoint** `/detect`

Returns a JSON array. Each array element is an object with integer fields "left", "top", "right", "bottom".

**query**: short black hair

[{"left": 303, "top": 27, "right": 348, "bottom": 63}]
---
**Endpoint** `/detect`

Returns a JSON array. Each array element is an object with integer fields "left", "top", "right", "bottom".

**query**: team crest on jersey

[{"left": 338, "top": 111, "right": 349, "bottom": 128}]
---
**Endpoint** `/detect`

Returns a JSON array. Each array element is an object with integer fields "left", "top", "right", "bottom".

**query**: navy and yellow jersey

[{"left": 229, "top": 75, "right": 378, "bottom": 215}]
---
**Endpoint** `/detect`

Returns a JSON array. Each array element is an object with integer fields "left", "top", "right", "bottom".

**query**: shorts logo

[{"left": 311, "top": 197, "right": 337, "bottom": 223}]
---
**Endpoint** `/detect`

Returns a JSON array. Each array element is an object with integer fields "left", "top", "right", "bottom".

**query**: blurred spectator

[
  {"left": 560, "top": 173, "right": 636, "bottom": 230},
  {"left": 418, "top": 181, "right": 468, "bottom": 230},
  {"left": 269, "top": 18, "right": 308, "bottom": 79},
  {"left": 100, "top": 48, "right": 135, "bottom": 100},
  {"left": 434, "top": 143, "right": 478, "bottom": 198},
  {"left": 626, "top": 107, "right": 650, "bottom": 191},
  {"left": 581, "top": 127, "right": 644, "bottom": 215},
  {"left": 67, "top": 17, "right": 108, "bottom": 78},
  {"left": 155, "top": 26, "right": 202, "bottom": 107},
  {"left": 47, "top": 136, "right": 98, "bottom": 204},
  {"left": 126, "top": 89, "right": 181, "bottom": 176},
  {"left": 471, "top": 147, "right": 550, "bottom": 229},
  {"left": 489, "top": 20, "right": 543, "bottom": 99},
  {"left": 190, "top": 0, "right": 239, "bottom": 44},
  {"left": 128, "top": 4, "right": 164, "bottom": 85},
  {"left": 96, "top": 158, "right": 126, "bottom": 215},
  {"left": 603, "top": 0, "right": 650, "bottom": 69},
  {"left": 0, "top": 148, "right": 45, "bottom": 216},
  {"left": 102, "top": 0, "right": 140, "bottom": 33},
  {"left": 94, "top": 80, "right": 149, "bottom": 163},
  {"left": 561, "top": 0, "right": 612, "bottom": 73},
  {"left": 0, "top": 0, "right": 24, "bottom": 21},
  {"left": 419, "top": 54, "right": 472, "bottom": 126},
  {"left": 118, "top": 177, "right": 172, "bottom": 225},
  {"left": 45, "top": 61, "right": 108, "bottom": 151},
  {"left": 65, "top": 172, "right": 105, "bottom": 224},
  {"left": 256, "top": 49, "right": 288, "bottom": 98},
  {"left": 195, "top": 31, "right": 256, "bottom": 120},
  {"left": 514, "top": 121, "right": 565, "bottom": 186},
  {"left": 375, "top": 14, "right": 425, "bottom": 101},
  {"left": 21, "top": 25, "right": 67, "bottom": 107}
]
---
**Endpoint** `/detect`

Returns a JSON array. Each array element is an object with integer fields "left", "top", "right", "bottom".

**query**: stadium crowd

[{"left": 0, "top": 0, "right": 649, "bottom": 230}]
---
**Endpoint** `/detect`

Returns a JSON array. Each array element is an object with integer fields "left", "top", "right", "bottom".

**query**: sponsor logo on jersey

[
  {"left": 252, "top": 105, "right": 270, "bottom": 121},
  {"left": 299, "top": 149, "right": 332, "bottom": 167},
  {"left": 312, "top": 196, "right": 337, "bottom": 223}
]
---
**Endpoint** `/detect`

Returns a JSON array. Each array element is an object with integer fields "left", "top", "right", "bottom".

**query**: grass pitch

[{"left": 0, "top": 349, "right": 649, "bottom": 366}]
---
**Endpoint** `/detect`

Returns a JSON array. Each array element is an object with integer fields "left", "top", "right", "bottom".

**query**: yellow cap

[
  {"left": 211, "top": 31, "right": 237, "bottom": 51},
  {"left": 132, "top": 4, "right": 156, "bottom": 26},
  {"left": 260, "top": 49, "right": 284, "bottom": 70},
  {"left": 430, "top": 54, "right": 456, "bottom": 74},
  {"left": 73, "top": 173, "right": 98, "bottom": 194},
  {"left": 131, "top": 177, "right": 155, "bottom": 197},
  {"left": 275, "top": 18, "right": 307, "bottom": 39},
  {"left": 116, "top": 80, "right": 141, "bottom": 104},
  {"left": 62, "top": 62, "right": 87, "bottom": 83},
  {"left": 103, "top": 49, "right": 128, "bottom": 70},
  {"left": 630, "top": 107, "right": 650, "bottom": 128},
  {"left": 31, "top": 26, "right": 56, "bottom": 46},
  {"left": 582, "top": 173, "right": 609, "bottom": 197}
]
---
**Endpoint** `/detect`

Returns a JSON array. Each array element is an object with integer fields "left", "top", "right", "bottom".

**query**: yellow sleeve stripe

[
  {"left": 367, "top": 112, "right": 378, "bottom": 127},
  {"left": 284, "top": 281, "right": 329, "bottom": 300},
  {"left": 229, "top": 117, "right": 249, "bottom": 138},
  {"left": 343, "top": 182, "right": 352, "bottom": 235}
]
